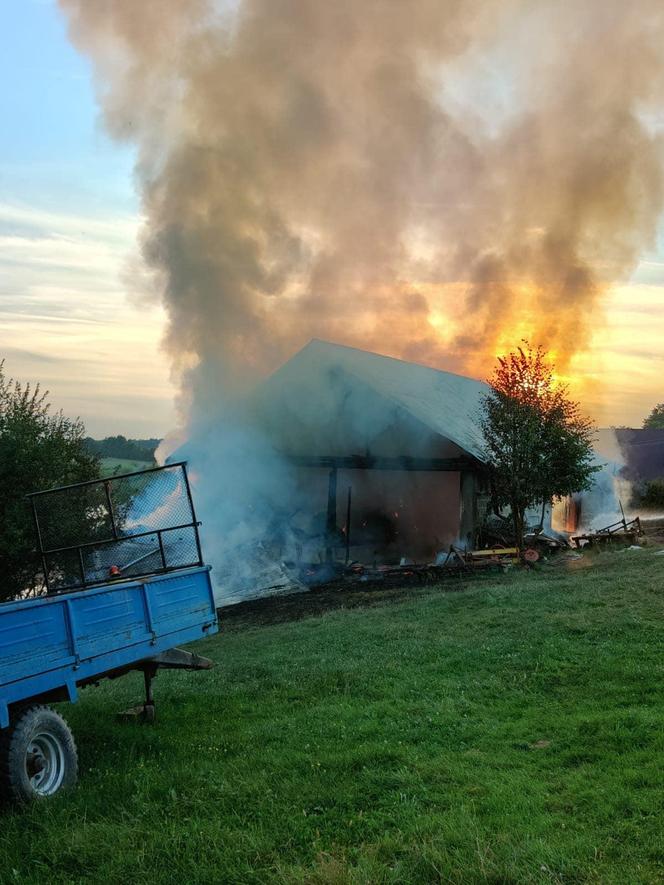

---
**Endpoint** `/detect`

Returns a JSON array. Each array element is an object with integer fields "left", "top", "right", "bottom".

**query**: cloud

[
  {"left": 0, "top": 202, "right": 137, "bottom": 242},
  {"left": 0, "top": 201, "right": 176, "bottom": 436}
]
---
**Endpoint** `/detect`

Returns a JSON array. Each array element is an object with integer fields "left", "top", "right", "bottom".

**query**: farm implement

[{"left": 0, "top": 463, "right": 217, "bottom": 803}]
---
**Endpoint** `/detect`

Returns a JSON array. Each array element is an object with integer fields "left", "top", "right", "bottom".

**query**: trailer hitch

[{"left": 116, "top": 647, "right": 214, "bottom": 723}]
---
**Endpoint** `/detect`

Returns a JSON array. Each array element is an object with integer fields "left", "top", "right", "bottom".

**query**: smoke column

[
  {"left": 60, "top": 0, "right": 664, "bottom": 397},
  {"left": 59, "top": 1, "right": 664, "bottom": 597}
]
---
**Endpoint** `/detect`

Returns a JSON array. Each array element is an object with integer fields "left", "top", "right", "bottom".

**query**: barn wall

[
  {"left": 337, "top": 469, "right": 460, "bottom": 562},
  {"left": 288, "top": 466, "right": 461, "bottom": 563}
]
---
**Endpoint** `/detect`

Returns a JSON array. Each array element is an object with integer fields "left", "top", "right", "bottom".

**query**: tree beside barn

[{"left": 481, "top": 344, "right": 599, "bottom": 545}]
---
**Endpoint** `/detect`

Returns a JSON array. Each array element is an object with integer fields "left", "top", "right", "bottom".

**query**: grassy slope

[
  {"left": 2, "top": 552, "right": 664, "bottom": 884},
  {"left": 99, "top": 457, "right": 153, "bottom": 477}
]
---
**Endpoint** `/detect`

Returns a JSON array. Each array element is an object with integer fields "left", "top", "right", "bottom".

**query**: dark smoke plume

[{"left": 60, "top": 0, "right": 664, "bottom": 402}]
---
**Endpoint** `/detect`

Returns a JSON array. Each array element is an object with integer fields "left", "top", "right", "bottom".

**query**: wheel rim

[{"left": 25, "top": 732, "right": 66, "bottom": 796}]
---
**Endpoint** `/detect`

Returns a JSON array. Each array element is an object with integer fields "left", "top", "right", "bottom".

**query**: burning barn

[
  {"left": 244, "top": 340, "right": 490, "bottom": 570},
  {"left": 182, "top": 340, "right": 627, "bottom": 603}
]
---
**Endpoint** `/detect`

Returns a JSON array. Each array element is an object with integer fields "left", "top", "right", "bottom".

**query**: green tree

[
  {"left": 83, "top": 435, "right": 160, "bottom": 461},
  {"left": 481, "top": 344, "right": 599, "bottom": 546},
  {"left": 643, "top": 403, "right": 664, "bottom": 429},
  {"left": 0, "top": 362, "right": 99, "bottom": 600}
]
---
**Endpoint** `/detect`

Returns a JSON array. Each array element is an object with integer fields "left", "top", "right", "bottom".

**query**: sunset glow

[{"left": 2, "top": 1, "right": 664, "bottom": 438}]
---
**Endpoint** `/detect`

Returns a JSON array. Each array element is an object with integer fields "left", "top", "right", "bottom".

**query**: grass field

[
  {"left": 2, "top": 551, "right": 664, "bottom": 883},
  {"left": 99, "top": 457, "right": 154, "bottom": 477}
]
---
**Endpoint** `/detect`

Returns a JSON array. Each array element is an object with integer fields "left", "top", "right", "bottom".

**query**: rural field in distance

[{"left": 1, "top": 551, "right": 662, "bottom": 884}]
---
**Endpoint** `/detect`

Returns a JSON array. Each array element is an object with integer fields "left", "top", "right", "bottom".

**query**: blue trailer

[{"left": 0, "top": 463, "right": 218, "bottom": 802}]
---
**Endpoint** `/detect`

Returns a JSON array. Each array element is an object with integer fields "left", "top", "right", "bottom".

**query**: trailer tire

[{"left": 0, "top": 706, "right": 78, "bottom": 803}]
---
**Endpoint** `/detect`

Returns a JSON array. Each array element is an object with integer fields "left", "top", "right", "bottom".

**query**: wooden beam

[
  {"left": 459, "top": 470, "right": 478, "bottom": 549},
  {"left": 325, "top": 467, "right": 338, "bottom": 562}
]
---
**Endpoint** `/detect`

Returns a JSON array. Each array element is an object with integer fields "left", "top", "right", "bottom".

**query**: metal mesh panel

[
  {"left": 82, "top": 537, "right": 165, "bottom": 586},
  {"left": 34, "top": 482, "right": 113, "bottom": 551},
  {"left": 29, "top": 463, "right": 202, "bottom": 593},
  {"left": 160, "top": 525, "right": 200, "bottom": 569},
  {"left": 111, "top": 467, "right": 192, "bottom": 537},
  {"left": 43, "top": 548, "right": 85, "bottom": 593}
]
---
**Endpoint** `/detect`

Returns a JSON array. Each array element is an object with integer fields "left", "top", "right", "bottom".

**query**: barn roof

[{"left": 253, "top": 339, "right": 489, "bottom": 461}]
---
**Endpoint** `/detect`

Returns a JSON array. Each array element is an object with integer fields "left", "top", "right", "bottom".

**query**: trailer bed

[{"left": 0, "top": 566, "right": 217, "bottom": 728}]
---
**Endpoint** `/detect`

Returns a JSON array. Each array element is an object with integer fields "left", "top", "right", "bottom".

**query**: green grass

[
  {"left": 99, "top": 457, "right": 154, "bottom": 477},
  {"left": 2, "top": 551, "right": 664, "bottom": 883}
]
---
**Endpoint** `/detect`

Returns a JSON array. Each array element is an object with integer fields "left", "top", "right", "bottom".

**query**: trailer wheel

[{"left": 0, "top": 706, "right": 78, "bottom": 802}]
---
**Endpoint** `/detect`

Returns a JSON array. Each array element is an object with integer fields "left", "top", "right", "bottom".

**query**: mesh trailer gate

[{"left": 28, "top": 462, "right": 204, "bottom": 594}]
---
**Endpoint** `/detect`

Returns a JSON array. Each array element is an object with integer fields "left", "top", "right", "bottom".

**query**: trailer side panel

[{"left": 0, "top": 566, "right": 217, "bottom": 728}]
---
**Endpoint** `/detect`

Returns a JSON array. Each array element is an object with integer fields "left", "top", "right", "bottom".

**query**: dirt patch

[
  {"left": 218, "top": 577, "right": 468, "bottom": 631},
  {"left": 218, "top": 533, "right": 653, "bottom": 630}
]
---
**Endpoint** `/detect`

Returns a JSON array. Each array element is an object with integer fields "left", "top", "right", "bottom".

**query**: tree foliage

[
  {"left": 84, "top": 435, "right": 160, "bottom": 462},
  {"left": 480, "top": 344, "right": 599, "bottom": 544},
  {"left": 643, "top": 403, "right": 664, "bottom": 430},
  {"left": 632, "top": 478, "right": 664, "bottom": 509},
  {"left": 0, "top": 362, "right": 99, "bottom": 600}
]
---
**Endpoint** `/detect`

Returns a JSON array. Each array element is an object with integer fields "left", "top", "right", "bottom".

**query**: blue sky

[
  {"left": 0, "top": 0, "right": 175, "bottom": 438},
  {"left": 1, "top": 0, "right": 134, "bottom": 215}
]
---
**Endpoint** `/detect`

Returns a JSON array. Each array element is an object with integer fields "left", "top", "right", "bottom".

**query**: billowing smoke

[
  {"left": 60, "top": 0, "right": 664, "bottom": 388},
  {"left": 59, "top": 1, "right": 664, "bottom": 597}
]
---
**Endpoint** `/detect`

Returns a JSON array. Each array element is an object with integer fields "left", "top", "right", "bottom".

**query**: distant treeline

[{"left": 83, "top": 435, "right": 161, "bottom": 462}]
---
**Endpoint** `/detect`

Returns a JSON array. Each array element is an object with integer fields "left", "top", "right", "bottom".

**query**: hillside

[
  {"left": 99, "top": 456, "right": 154, "bottom": 477},
  {"left": 1, "top": 552, "right": 664, "bottom": 883},
  {"left": 84, "top": 436, "right": 160, "bottom": 464}
]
